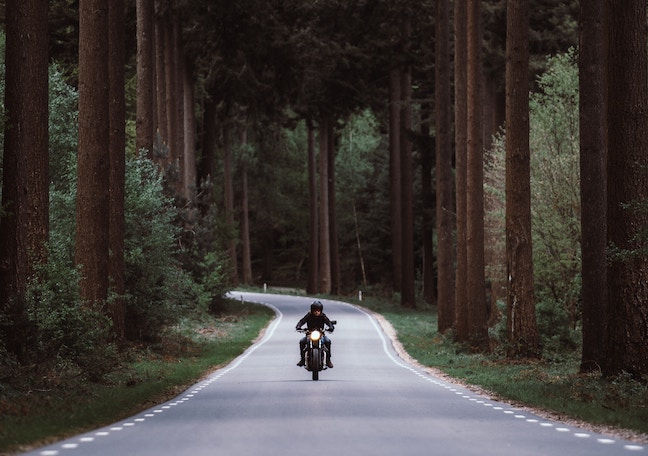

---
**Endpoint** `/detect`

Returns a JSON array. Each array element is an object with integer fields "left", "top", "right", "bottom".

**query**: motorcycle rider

[{"left": 296, "top": 300, "right": 335, "bottom": 368}]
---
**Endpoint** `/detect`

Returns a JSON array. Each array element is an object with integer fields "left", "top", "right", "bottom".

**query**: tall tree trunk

[
  {"left": 164, "top": 16, "right": 176, "bottom": 169},
  {"left": 400, "top": 14, "right": 415, "bottom": 309},
  {"left": 223, "top": 122, "right": 239, "bottom": 286},
  {"left": 328, "top": 124, "right": 340, "bottom": 295},
  {"left": 436, "top": 0, "right": 454, "bottom": 329},
  {"left": 454, "top": 0, "right": 469, "bottom": 341},
  {"left": 505, "top": 0, "right": 539, "bottom": 358},
  {"left": 0, "top": 0, "right": 49, "bottom": 358},
  {"left": 579, "top": 0, "right": 608, "bottom": 373},
  {"left": 155, "top": 16, "right": 168, "bottom": 153},
  {"left": 318, "top": 119, "right": 332, "bottom": 295},
  {"left": 389, "top": 67, "right": 402, "bottom": 293},
  {"left": 466, "top": 0, "right": 489, "bottom": 349},
  {"left": 604, "top": 0, "right": 648, "bottom": 377},
  {"left": 420, "top": 103, "right": 436, "bottom": 305},
  {"left": 183, "top": 61, "right": 197, "bottom": 201},
  {"left": 307, "top": 120, "right": 319, "bottom": 294},
  {"left": 240, "top": 127, "right": 253, "bottom": 284},
  {"left": 76, "top": 0, "right": 110, "bottom": 305},
  {"left": 136, "top": 0, "right": 154, "bottom": 154},
  {"left": 240, "top": 167, "right": 252, "bottom": 284},
  {"left": 109, "top": 0, "right": 126, "bottom": 341},
  {"left": 173, "top": 18, "right": 185, "bottom": 198}
]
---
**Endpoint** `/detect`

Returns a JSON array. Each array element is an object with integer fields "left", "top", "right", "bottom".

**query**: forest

[{"left": 0, "top": 0, "right": 647, "bottom": 393}]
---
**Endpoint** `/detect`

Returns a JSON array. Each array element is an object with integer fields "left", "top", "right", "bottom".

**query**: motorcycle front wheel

[{"left": 311, "top": 348, "right": 320, "bottom": 380}]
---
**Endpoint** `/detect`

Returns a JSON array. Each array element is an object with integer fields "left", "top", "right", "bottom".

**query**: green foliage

[
  {"left": 123, "top": 153, "right": 201, "bottom": 341},
  {"left": 529, "top": 49, "right": 581, "bottom": 337},
  {"left": 242, "top": 119, "right": 309, "bottom": 282},
  {"left": 48, "top": 64, "right": 79, "bottom": 264},
  {"left": 197, "top": 250, "right": 230, "bottom": 313},
  {"left": 0, "top": 301, "right": 274, "bottom": 454},
  {"left": 0, "top": 60, "right": 231, "bottom": 377},
  {"left": 360, "top": 298, "right": 648, "bottom": 436},
  {"left": 485, "top": 49, "right": 581, "bottom": 353},
  {"left": 49, "top": 64, "right": 79, "bottom": 192},
  {"left": 25, "top": 252, "right": 117, "bottom": 381},
  {"left": 0, "top": 62, "right": 114, "bottom": 382},
  {"left": 335, "top": 110, "right": 391, "bottom": 287}
]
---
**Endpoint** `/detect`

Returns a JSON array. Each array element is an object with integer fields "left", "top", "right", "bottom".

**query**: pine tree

[
  {"left": 579, "top": 0, "right": 608, "bottom": 373},
  {"left": 109, "top": 0, "right": 126, "bottom": 340},
  {"left": 0, "top": 0, "right": 49, "bottom": 358},
  {"left": 505, "top": 0, "right": 539, "bottom": 358},
  {"left": 466, "top": 0, "right": 489, "bottom": 348},
  {"left": 436, "top": 0, "right": 455, "bottom": 330},
  {"left": 454, "top": 0, "right": 469, "bottom": 341},
  {"left": 75, "top": 0, "right": 110, "bottom": 305},
  {"left": 604, "top": 0, "right": 648, "bottom": 377}
]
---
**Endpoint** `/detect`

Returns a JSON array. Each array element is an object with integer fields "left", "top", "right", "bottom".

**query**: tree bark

[
  {"left": 136, "top": 0, "right": 154, "bottom": 154},
  {"left": 109, "top": 0, "right": 126, "bottom": 340},
  {"left": 173, "top": 18, "right": 185, "bottom": 198},
  {"left": 307, "top": 120, "right": 319, "bottom": 294},
  {"left": 400, "top": 14, "right": 415, "bottom": 309},
  {"left": 389, "top": 67, "right": 402, "bottom": 293},
  {"left": 183, "top": 61, "right": 197, "bottom": 201},
  {"left": 240, "top": 127, "right": 253, "bottom": 284},
  {"left": 604, "top": 0, "right": 648, "bottom": 377},
  {"left": 223, "top": 121, "right": 239, "bottom": 286},
  {"left": 164, "top": 16, "right": 176, "bottom": 169},
  {"left": 579, "top": 0, "right": 608, "bottom": 373},
  {"left": 0, "top": 0, "right": 49, "bottom": 357},
  {"left": 420, "top": 103, "right": 436, "bottom": 305},
  {"left": 505, "top": 0, "right": 539, "bottom": 358},
  {"left": 155, "top": 16, "right": 168, "bottom": 152},
  {"left": 466, "top": 0, "right": 489, "bottom": 349},
  {"left": 328, "top": 124, "right": 340, "bottom": 295},
  {"left": 454, "top": 0, "right": 469, "bottom": 341},
  {"left": 76, "top": 0, "right": 110, "bottom": 305},
  {"left": 436, "top": 0, "right": 454, "bottom": 329},
  {"left": 318, "top": 119, "right": 332, "bottom": 294}
]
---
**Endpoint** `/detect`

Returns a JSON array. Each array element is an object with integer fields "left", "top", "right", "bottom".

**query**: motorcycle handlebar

[
  {"left": 296, "top": 326, "right": 336, "bottom": 333},
  {"left": 296, "top": 320, "right": 337, "bottom": 332}
]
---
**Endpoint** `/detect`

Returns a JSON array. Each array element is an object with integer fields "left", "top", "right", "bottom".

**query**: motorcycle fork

[{"left": 305, "top": 340, "right": 324, "bottom": 368}]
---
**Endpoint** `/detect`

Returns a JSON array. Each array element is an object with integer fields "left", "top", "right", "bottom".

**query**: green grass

[
  {"left": 361, "top": 297, "right": 648, "bottom": 439},
  {"left": 0, "top": 301, "right": 275, "bottom": 455}
]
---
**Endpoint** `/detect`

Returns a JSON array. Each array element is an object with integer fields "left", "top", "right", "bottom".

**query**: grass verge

[
  {"left": 0, "top": 300, "right": 274, "bottom": 455},
  {"left": 355, "top": 296, "right": 648, "bottom": 441}
]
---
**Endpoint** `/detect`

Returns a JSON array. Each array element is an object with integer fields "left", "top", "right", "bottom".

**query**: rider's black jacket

[{"left": 296, "top": 312, "right": 334, "bottom": 331}]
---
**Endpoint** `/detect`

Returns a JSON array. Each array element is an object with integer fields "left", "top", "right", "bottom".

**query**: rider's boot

[
  {"left": 326, "top": 357, "right": 334, "bottom": 368},
  {"left": 297, "top": 354, "right": 305, "bottom": 367}
]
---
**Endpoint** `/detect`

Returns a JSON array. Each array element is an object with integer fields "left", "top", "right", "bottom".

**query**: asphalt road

[{"left": 24, "top": 292, "right": 645, "bottom": 456}]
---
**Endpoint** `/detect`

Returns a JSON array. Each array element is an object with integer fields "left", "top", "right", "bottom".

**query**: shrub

[
  {"left": 123, "top": 153, "right": 185, "bottom": 341},
  {"left": 25, "top": 250, "right": 117, "bottom": 381},
  {"left": 484, "top": 49, "right": 581, "bottom": 353}
]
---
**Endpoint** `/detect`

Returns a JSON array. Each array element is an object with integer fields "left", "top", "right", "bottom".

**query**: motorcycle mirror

[{"left": 330, "top": 320, "right": 337, "bottom": 325}]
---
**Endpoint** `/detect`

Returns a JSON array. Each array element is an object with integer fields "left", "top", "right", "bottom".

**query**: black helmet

[{"left": 310, "top": 300, "right": 324, "bottom": 312}]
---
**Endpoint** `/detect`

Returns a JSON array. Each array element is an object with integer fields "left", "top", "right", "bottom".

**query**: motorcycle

[{"left": 297, "top": 321, "right": 336, "bottom": 381}]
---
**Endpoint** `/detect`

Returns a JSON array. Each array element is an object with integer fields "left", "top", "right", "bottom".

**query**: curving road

[{"left": 25, "top": 293, "right": 645, "bottom": 456}]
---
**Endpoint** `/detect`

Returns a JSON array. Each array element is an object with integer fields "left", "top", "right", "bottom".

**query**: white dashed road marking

[{"left": 38, "top": 299, "right": 644, "bottom": 455}]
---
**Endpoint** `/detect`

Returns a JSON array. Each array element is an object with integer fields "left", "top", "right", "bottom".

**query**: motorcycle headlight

[{"left": 310, "top": 330, "right": 321, "bottom": 341}]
